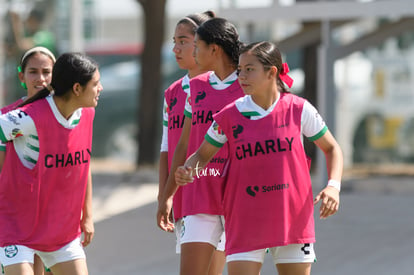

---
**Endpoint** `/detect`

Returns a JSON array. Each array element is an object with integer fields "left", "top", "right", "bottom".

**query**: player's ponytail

[
  {"left": 17, "top": 86, "right": 52, "bottom": 107},
  {"left": 196, "top": 17, "right": 241, "bottom": 68}
]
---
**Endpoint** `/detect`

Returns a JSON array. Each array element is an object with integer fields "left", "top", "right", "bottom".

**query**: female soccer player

[
  {"left": 158, "top": 18, "right": 245, "bottom": 275},
  {"left": 158, "top": 11, "right": 228, "bottom": 275},
  {"left": 0, "top": 52, "right": 102, "bottom": 275},
  {"left": 175, "top": 41, "right": 343, "bottom": 275}
]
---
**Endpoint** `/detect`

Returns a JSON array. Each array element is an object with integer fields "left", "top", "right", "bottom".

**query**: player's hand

[
  {"left": 81, "top": 216, "right": 95, "bottom": 247},
  {"left": 175, "top": 166, "right": 194, "bottom": 186},
  {"left": 157, "top": 197, "right": 175, "bottom": 232},
  {"left": 314, "top": 186, "right": 340, "bottom": 219}
]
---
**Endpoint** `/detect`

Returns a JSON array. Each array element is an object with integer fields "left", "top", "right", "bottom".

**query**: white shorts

[
  {"left": 0, "top": 237, "right": 85, "bottom": 269},
  {"left": 178, "top": 214, "right": 225, "bottom": 252},
  {"left": 226, "top": 243, "right": 316, "bottom": 265}
]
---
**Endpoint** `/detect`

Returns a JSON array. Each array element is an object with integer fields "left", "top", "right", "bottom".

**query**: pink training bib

[
  {"left": 214, "top": 93, "right": 315, "bottom": 255},
  {"left": 0, "top": 98, "right": 94, "bottom": 251},
  {"left": 180, "top": 72, "right": 244, "bottom": 217},
  {"left": 165, "top": 77, "right": 187, "bottom": 220}
]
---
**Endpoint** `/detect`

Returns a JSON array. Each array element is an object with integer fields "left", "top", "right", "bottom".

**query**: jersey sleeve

[
  {"left": 162, "top": 97, "right": 168, "bottom": 127},
  {"left": 160, "top": 97, "right": 169, "bottom": 152},
  {"left": 0, "top": 109, "right": 36, "bottom": 143},
  {"left": 204, "top": 121, "right": 228, "bottom": 148},
  {"left": 160, "top": 125, "right": 168, "bottom": 152},
  {"left": 183, "top": 92, "right": 192, "bottom": 118},
  {"left": 301, "top": 101, "right": 328, "bottom": 141}
]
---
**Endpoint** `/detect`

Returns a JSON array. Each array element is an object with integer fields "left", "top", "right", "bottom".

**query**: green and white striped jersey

[{"left": 0, "top": 96, "right": 83, "bottom": 169}]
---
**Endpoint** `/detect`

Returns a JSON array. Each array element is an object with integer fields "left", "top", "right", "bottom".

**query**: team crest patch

[
  {"left": 4, "top": 245, "right": 18, "bottom": 258},
  {"left": 11, "top": 128, "right": 23, "bottom": 138},
  {"left": 180, "top": 219, "right": 185, "bottom": 238}
]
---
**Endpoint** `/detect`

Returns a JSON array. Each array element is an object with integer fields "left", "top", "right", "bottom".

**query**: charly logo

[
  {"left": 232, "top": 124, "right": 243, "bottom": 139},
  {"left": 169, "top": 97, "right": 178, "bottom": 112},
  {"left": 246, "top": 186, "right": 259, "bottom": 197},
  {"left": 195, "top": 91, "right": 206, "bottom": 103},
  {"left": 4, "top": 245, "right": 18, "bottom": 258}
]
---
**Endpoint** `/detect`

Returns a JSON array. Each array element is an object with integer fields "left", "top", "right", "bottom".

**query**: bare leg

[
  {"left": 4, "top": 263, "right": 34, "bottom": 275},
  {"left": 276, "top": 263, "right": 311, "bottom": 275},
  {"left": 208, "top": 250, "right": 226, "bottom": 275},
  {"left": 43, "top": 266, "right": 53, "bottom": 275},
  {"left": 180, "top": 242, "right": 216, "bottom": 275},
  {"left": 228, "top": 261, "right": 262, "bottom": 275},
  {"left": 49, "top": 259, "right": 87, "bottom": 275},
  {"left": 33, "top": 255, "right": 45, "bottom": 275}
]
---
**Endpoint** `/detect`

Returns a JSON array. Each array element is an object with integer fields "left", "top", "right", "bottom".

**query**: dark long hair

[
  {"left": 177, "top": 10, "right": 215, "bottom": 35},
  {"left": 240, "top": 41, "right": 290, "bottom": 93},
  {"left": 196, "top": 17, "right": 242, "bottom": 67},
  {"left": 19, "top": 52, "right": 98, "bottom": 107}
]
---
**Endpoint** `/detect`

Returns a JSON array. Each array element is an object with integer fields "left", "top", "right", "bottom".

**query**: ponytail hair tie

[{"left": 279, "top": 63, "right": 293, "bottom": 88}]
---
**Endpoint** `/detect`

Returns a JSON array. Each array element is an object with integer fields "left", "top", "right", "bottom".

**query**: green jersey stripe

[
  {"left": 24, "top": 155, "right": 37, "bottom": 165},
  {"left": 71, "top": 119, "right": 80, "bottom": 125},
  {"left": 29, "top": 134, "right": 39, "bottom": 140},
  {"left": 308, "top": 126, "right": 328, "bottom": 142},
  {"left": 205, "top": 134, "right": 224, "bottom": 148},
  {"left": 184, "top": 109, "right": 192, "bottom": 118},
  {"left": 241, "top": 111, "right": 261, "bottom": 118},
  {"left": 26, "top": 143, "right": 39, "bottom": 152},
  {"left": 224, "top": 80, "right": 236, "bottom": 85},
  {"left": 0, "top": 128, "right": 7, "bottom": 143}
]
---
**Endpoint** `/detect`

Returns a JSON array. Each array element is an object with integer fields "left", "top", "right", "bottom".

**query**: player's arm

[
  {"left": 0, "top": 145, "right": 6, "bottom": 171},
  {"left": 313, "top": 129, "right": 343, "bottom": 219},
  {"left": 175, "top": 121, "right": 226, "bottom": 186},
  {"left": 314, "top": 130, "right": 343, "bottom": 185},
  {"left": 0, "top": 109, "right": 33, "bottom": 143},
  {"left": 158, "top": 98, "right": 169, "bottom": 202},
  {"left": 159, "top": 91, "right": 193, "bottom": 206},
  {"left": 175, "top": 139, "right": 221, "bottom": 186},
  {"left": 81, "top": 167, "right": 94, "bottom": 246},
  {"left": 157, "top": 116, "right": 191, "bottom": 232}
]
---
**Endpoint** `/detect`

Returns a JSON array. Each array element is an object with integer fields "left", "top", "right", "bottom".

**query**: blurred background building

[{"left": 1, "top": 0, "right": 413, "bottom": 176}]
